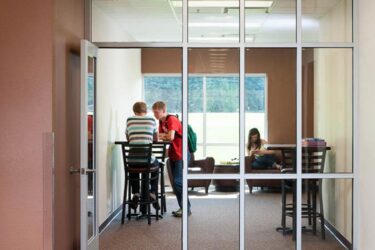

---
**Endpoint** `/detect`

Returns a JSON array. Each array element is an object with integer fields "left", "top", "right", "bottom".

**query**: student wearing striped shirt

[{"left": 126, "top": 102, "right": 159, "bottom": 211}]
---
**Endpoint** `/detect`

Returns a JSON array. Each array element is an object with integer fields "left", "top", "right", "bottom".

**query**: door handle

[
  {"left": 69, "top": 167, "right": 81, "bottom": 174},
  {"left": 69, "top": 167, "right": 96, "bottom": 175},
  {"left": 82, "top": 168, "right": 96, "bottom": 175}
]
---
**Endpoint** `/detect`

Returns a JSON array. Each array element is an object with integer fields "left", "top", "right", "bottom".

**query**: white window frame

[
  {"left": 142, "top": 73, "right": 268, "bottom": 158},
  {"left": 93, "top": 0, "right": 358, "bottom": 249}
]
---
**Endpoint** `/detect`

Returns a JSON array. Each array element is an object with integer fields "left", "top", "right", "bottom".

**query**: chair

[
  {"left": 120, "top": 143, "right": 160, "bottom": 225},
  {"left": 280, "top": 147, "right": 328, "bottom": 239},
  {"left": 167, "top": 154, "right": 215, "bottom": 194},
  {"left": 151, "top": 142, "right": 168, "bottom": 214},
  {"left": 245, "top": 155, "right": 282, "bottom": 193}
]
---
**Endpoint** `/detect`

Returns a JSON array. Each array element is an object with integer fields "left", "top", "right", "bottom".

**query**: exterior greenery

[{"left": 144, "top": 75, "right": 265, "bottom": 113}]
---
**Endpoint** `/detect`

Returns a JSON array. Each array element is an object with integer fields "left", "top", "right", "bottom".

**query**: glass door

[{"left": 80, "top": 39, "right": 99, "bottom": 250}]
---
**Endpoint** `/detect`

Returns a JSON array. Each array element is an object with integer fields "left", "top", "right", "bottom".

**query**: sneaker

[
  {"left": 130, "top": 194, "right": 139, "bottom": 210},
  {"left": 273, "top": 163, "right": 282, "bottom": 170},
  {"left": 149, "top": 192, "right": 160, "bottom": 210},
  {"left": 173, "top": 208, "right": 192, "bottom": 217},
  {"left": 172, "top": 208, "right": 181, "bottom": 215}
]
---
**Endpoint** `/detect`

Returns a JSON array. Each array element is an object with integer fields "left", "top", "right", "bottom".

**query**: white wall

[
  {"left": 359, "top": 1, "right": 375, "bottom": 249},
  {"left": 314, "top": 1, "right": 353, "bottom": 241},
  {"left": 97, "top": 49, "right": 142, "bottom": 225}
]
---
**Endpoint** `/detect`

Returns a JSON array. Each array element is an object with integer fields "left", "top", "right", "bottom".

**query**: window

[{"left": 143, "top": 74, "right": 267, "bottom": 161}]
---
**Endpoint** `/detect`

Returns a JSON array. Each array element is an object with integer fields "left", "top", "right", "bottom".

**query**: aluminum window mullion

[
  {"left": 296, "top": 0, "right": 302, "bottom": 249},
  {"left": 352, "top": 0, "right": 359, "bottom": 249},
  {"left": 187, "top": 173, "right": 299, "bottom": 180},
  {"left": 239, "top": 0, "right": 246, "bottom": 248},
  {"left": 182, "top": 0, "right": 188, "bottom": 249},
  {"left": 203, "top": 76, "right": 207, "bottom": 158},
  {"left": 299, "top": 43, "right": 355, "bottom": 48}
]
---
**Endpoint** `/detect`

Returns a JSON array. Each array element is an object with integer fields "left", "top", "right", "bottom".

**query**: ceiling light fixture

[
  {"left": 189, "top": 36, "right": 239, "bottom": 42},
  {"left": 172, "top": 1, "right": 273, "bottom": 8},
  {"left": 189, "top": 22, "right": 261, "bottom": 28}
]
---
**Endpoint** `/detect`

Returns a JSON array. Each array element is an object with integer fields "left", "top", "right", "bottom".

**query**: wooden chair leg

[
  {"left": 146, "top": 176, "right": 151, "bottom": 225},
  {"left": 292, "top": 182, "right": 296, "bottom": 241},
  {"left": 281, "top": 180, "right": 287, "bottom": 234},
  {"left": 127, "top": 177, "right": 133, "bottom": 220},
  {"left": 155, "top": 185, "right": 159, "bottom": 221},
  {"left": 160, "top": 166, "right": 166, "bottom": 213},
  {"left": 121, "top": 172, "right": 128, "bottom": 224},
  {"left": 312, "top": 184, "right": 317, "bottom": 235},
  {"left": 307, "top": 180, "right": 312, "bottom": 225},
  {"left": 319, "top": 180, "right": 326, "bottom": 240}
]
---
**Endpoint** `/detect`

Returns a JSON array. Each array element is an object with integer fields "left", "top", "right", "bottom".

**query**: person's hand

[
  {"left": 252, "top": 149, "right": 260, "bottom": 154},
  {"left": 158, "top": 133, "right": 167, "bottom": 141}
]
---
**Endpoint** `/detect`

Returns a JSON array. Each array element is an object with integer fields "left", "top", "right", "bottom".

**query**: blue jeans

[
  {"left": 252, "top": 155, "right": 277, "bottom": 169},
  {"left": 130, "top": 159, "right": 159, "bottom": 194},
  {"left": 170, "top": 154, "right": 191, "bottom": 212}
]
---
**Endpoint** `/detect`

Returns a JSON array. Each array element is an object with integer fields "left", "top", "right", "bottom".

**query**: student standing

[{"left": 152, "top": 101, "right": 191, "bottom": 217}]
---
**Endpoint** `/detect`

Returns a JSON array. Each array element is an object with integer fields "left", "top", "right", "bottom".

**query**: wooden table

[{"left": 212, "top": 164, "right": 240, "bottom": 192}]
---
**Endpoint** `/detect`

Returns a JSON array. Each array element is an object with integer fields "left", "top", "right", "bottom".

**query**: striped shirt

[
  {"left": 126, "top": 116, "right": 157, "bottom": 144},
  {"left": 126, "top": 115, "right": 157, "bottom": 163}
]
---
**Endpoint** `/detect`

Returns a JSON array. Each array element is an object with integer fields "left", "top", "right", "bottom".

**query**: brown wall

[
  {"left": 53, "top": 0, "right": 85, "bottom": 249},
  {"left": 246, "top": 49, "right": 296, "bottom": 143},
  {"left": 302, "top": 49, "right": 315, "bottom": 138},
  {"left": 142, "top": 48, "right": 296, "bottom": 143},
  {"left": 0, "top": 0, "right": 53, "bottom": 249}
]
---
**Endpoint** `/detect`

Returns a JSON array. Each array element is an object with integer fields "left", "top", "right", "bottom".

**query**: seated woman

[{"left": 247, "top": 128, "right": 281, "bottom": 169}]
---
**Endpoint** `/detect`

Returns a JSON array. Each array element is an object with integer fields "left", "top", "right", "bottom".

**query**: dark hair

[{"left": 247, "top": 128, "right": 261, "bottom": 151}]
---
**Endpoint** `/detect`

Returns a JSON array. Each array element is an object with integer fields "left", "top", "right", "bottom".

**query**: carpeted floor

[{"left": 100, "top": 188, "right": 347, "bottom": 250}]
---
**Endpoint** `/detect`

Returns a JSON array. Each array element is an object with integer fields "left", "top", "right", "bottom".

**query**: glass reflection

[{"left": 87, "top": 56, "right": 95, "bottom": 239}]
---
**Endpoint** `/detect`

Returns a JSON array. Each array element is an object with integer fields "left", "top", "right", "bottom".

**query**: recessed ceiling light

[{"left": 189, "top": 22, "right": 261, "bottom": 28}]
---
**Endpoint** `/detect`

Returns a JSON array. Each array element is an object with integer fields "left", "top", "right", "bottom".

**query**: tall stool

[
  {"left": 280, "top": 146, "right": 328, "bottom": 240},
  {"left": 152, "top": 142, "right": 168, "bottom": 214},
  {"left": 120, "top": 143, "right": 160, "bottom": 225}
]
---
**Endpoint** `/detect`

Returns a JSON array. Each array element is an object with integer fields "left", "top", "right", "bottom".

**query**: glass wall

[
  {"left": 93, "top": 0, "right": 355, "bottom": 249},
  {"left": 245, "top": 48, "right": 297, "bottom": 174},
  {"left": 92, "top": 0, "right": 182, "bottom": 42},
  {"left": 188, "top": 0, "right": 239, "bottom": 42},
  {"left": 246, "top": 0, "right": 296, "bottom": 43},
  {"left": 302, "top": 48, "right": 353, "bottom": 173},
  {"left": 302, "top": 0, "right": 353, "bottom": 42}
]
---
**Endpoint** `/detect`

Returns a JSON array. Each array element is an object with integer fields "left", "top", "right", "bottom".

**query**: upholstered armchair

[
  {"left": 167, "top": 154, "right": 215, "bottom": 194},
  {"left": 245, "top": 155, "right": 282, "bottom": 193}
]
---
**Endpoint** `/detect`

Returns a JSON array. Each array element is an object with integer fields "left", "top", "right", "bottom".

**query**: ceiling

[{"left": 92, "top": 0, "right": 344, "bottom": 42}]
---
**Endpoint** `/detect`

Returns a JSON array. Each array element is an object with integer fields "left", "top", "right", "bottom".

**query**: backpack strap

[{"left": 159, "top": 114, "right": 182, "bottom": 137}]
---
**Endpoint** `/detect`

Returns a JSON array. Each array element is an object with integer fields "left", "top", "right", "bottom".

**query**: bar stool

[
  {"left": 120, "top": 143, "right": 160, "bottom": 225},
  {"left": 152, "top": 142, "right": 168, "bottom": 214},
  {"left": 280, "top": 147, "right": 328, "bottom": 240}
]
